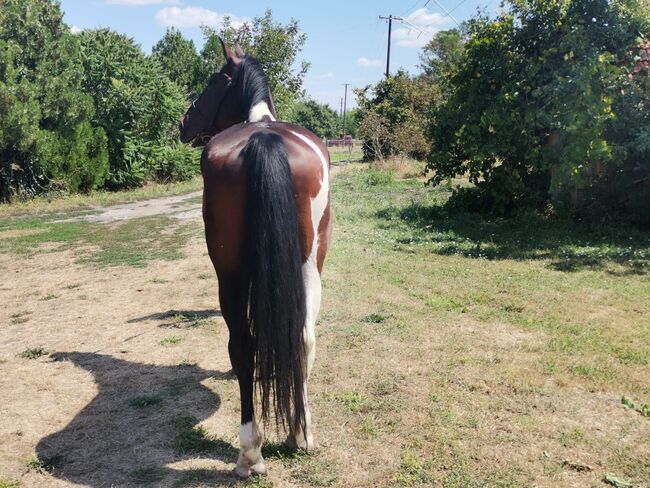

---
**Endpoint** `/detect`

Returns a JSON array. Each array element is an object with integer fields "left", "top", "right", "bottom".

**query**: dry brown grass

[{"left": 1, "top": 164, "right": 648, "bottom": 487}]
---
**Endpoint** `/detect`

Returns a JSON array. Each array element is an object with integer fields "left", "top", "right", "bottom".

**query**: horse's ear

[
  {"left": 235, "top": 44, "right": 245, "bottom": 57},
  {"left": 219, "top": 37, "right": 235, "bottom": 62}
]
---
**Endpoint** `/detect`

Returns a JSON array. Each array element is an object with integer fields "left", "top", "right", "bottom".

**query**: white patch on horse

[
  {"left": 248, "top": 101, "right": 276, "bottom": 122},
  {"left": 235, "top": 420, "right": 266, "bottom": 477},
  {"left": 289, "top": 130, "right": 329, "bottom": 450}
]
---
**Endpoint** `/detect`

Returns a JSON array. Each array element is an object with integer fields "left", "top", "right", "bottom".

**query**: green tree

[
  {"left": 419, "top": 28, "right": 464, "bottom": 90},
  {"left": 0, "top": 0, "right": 108, "bottom": 199},
  {"left": 356, "top": 70, "right": 436, "bottom": 160},
  {"left": 288, "top": 100, "right": 339, "bottom": 138},
  {"left": 78, "top": 29, "right": 191, "bottom": 188},
  {"left": 426, "top": 0, "right": 648, "bottom": 217},
  {"left": 201, "top": 10, "right": 309, "bottom": 119},
  {"left": 151, "top": 28, "right": 204, "bottom": 98}
]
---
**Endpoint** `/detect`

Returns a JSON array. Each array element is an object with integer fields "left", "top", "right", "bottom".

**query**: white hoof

[{"left": 234, "top": 457, "right": 267, "bottom": 478}]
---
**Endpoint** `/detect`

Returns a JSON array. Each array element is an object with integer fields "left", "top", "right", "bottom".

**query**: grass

[
  {"left": 1, "top": 163, "right": 648, "bottom": 487},
  {"left": 172, "top": 415, "right": 239, "bottom": 458},
  {"left": 19, "top": 347, "right": 47, "bottom": 359},
  {"left": 0, "top": 479, "right": 20, "bottom": 488},
  {"left": 128, "top": 394, "right": 163, "bottom": 408},
  {"left": 313, "top": 163, "right": 650, "bottom": 486},
  {"left": 0, "top": 215, "right": 197, "bottom": 267},
  {"left": 159, "top": 335, "right": 183, "bottom": 346}
]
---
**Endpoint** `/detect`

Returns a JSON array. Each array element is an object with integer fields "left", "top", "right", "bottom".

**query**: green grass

[
  {"left": 0, "top": 480, "right": 20, "bottom": 488},
  {"left": 159, "top": 335, "right": 183, "bottom": 346},
  {"left": 0, "top": 215, "right": 198, "bottom": 267},
  {"left": 319, "top": 164, "right": 650, "bottom": 485},
  {"left": 128, "top": 394, "right": 163, "bottom": 408},
  {"left": 19, "top": 347, "right": 47, "bottom": 359}
]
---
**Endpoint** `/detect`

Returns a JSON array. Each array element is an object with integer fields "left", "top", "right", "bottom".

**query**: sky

[{"left": 59, "top": 0, "right": 499, "bottom": 110}]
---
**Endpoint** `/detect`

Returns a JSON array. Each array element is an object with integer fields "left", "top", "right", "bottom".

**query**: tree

[
  {"left": 356, "top": 70, "right": 436, "bottom": 160},
  {"left": 201, "top": 10, "right": 309, "bottom": 119},
  {"left": 78, "top": 29, "right": 190, "bottom": 188},
  {"left": 0, "top": 0, "right": 108, "bottom": 200},
  {"left": 288, "top": 100, "right": 339, "bottom": 138},
  {"left": 419, "top": 28, "right": 464, "bottom": 90},
  {"left": 151, "top": 28, "right": 204, "bottom": 98},
  {"left": 426, "top": 0, "right": 649, "bottom": 218}
]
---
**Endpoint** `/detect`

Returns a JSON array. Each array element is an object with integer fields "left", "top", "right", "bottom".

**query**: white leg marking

[
  {"left": 288, "top": 130, "right": 330, "bottom": 451},
  {"left": 248, "top": 101, "right": 276, "bottom": 122},
  {"left": 235, "top": 420, "right": 266, "bottom": 478}
]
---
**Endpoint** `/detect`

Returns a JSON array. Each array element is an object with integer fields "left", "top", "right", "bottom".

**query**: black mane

[{"left": 233, "top": 55, "right": 273, "bottom": 118}]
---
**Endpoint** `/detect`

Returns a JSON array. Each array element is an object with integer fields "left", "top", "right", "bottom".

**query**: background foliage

[
  {"left": 0, "top": 2, "right": 311, "bottom": 202},
  {"left": 356, "top": 0, "right": 649, "bottom": 225}
]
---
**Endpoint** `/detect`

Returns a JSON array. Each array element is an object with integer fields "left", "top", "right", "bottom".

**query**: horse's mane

[{"left": 233, "top": 55, "right": 274, "bottom": 118}]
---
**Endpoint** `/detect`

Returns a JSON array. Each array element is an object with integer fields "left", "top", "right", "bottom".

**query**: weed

[
  {"left": 128, "top": 394, "right": 163, "bottom": 408},
  {"left": 558, "top": 427, "right": 585, "bottom": 447},
  {"left": 159, "top": 336, "right": 183, "bottom": 346},
  {"left": 40, "top": 293, "right": 58, "bottom": 301},
  {"left": 363, "top": 312, "right": 390, "bottom": 323},
  {"left": 325, "top": 390, "right": 371, "bottom": 413},
  {"left": 24, "top": 455, "right": 62, "bottom": 473},
  {"left": 19, "top": 347, "right": 47, "bottom": 359},
  {"left": 0, "top": 479, "right": 20, "bottom": 488},
  {"left": 9, "top": 311, "right": 31, "bottom": 325}
]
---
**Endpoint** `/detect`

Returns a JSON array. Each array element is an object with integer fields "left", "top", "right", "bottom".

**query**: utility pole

[
  {"left": 379, "top": 15, "right": 403, "bottom": 77},
  {"left": 339, "top": 97, "right": 344, "bottom": 136},
  {"left": 342, "top": 83, "right": 349, "bottom": 137}
]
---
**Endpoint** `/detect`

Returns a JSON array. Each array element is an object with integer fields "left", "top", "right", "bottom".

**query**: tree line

[
  {"left": 357, "top": 0, "right": 649, "bottom": 226},
  {"left": 0, "top": 0, "right": 343, "bottom": 202}
]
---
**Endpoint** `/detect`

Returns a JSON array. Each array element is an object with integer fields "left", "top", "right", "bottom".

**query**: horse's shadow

[{"left": 36, "top": 352, "right": 239, "bottom": 487}]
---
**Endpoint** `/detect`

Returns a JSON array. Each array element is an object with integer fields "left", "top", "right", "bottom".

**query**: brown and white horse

[{"left": 179, "top": 39, "right": 331, "bottom": 477}]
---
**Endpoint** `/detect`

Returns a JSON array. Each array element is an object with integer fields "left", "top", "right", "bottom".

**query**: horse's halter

[{"left": 192, "top": 71, "right": 233, "bottom": 143}]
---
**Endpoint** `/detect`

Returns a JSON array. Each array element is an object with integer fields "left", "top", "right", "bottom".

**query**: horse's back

[{"left": 201, "top": 122, "right": 330, "bottom": 273}]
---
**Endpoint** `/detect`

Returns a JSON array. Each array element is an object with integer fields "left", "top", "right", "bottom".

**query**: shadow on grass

[
  {"left": 376, "top": 203, "right": 648, "bottom": 274},
  {"left": 128, "top": 309, "right": 223, "bottom": 328},
  {"left": 36, "top": 352, "right": 240, "bottom": 487}
]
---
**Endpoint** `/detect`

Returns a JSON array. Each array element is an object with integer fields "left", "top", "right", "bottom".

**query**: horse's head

[{"left": 179, "top": 38, "right": 245, "bottom": 146}]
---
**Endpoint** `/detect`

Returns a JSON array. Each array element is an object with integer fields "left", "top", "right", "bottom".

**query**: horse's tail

[{"left": 241, "top": 131, "right": 307, "bottom": 441}]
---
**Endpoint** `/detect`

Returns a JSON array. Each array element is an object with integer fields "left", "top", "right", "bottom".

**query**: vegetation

[
  {"left": 356, "top": 70, "right": 435, "bottom": 162},
  {"left": 0, "top": 1, "right": 309, "bottom": 202},
  {"left": 204, "top": 9, "right": 309, "bottom": 120},
  {"left": 287, "top": 99, "right": 339, "bottom": 139},
  {"left": 426, "top": 0, "right": 649, "bottom": 223},
  {"left": 355, "top": 0, "right": 649, "bottom": 226}
]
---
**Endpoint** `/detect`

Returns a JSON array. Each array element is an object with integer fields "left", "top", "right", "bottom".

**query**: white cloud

[
  {"left": 155, "top": 6, "right": 248, "bottom": 29},
  {"left": 316, "top": 72, "right": 335, "bottom": 80},
  {"left": 106, "top": 0, "right": 180, "bottom": 5},
  {"left": 70, "top": 25, "right": 83, "bottom": 34},
  {"left": 393, "top": 8, "right": 452, "bottom": 48},
  {"left": 356, "top": 57, "right": 382, "bottom": 68}
]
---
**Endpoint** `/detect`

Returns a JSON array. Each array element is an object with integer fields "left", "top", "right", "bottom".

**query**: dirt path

[
  {"left": 57, "top": 162, "right": 348, "bottom": 225},
  {"left": 58, "top": 190, "right": 203, "bottom": 223}
]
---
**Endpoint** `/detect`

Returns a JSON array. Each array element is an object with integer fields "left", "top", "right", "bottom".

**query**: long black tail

[{"left": 241, "top": 131, "right": 307, "bottom": 441}]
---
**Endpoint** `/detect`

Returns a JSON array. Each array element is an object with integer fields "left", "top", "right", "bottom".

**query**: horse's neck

[{"left": 248, "top": 100, "right": 276, "bottom": 123}]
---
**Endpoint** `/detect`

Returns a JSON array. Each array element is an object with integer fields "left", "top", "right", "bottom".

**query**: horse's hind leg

[
  {"left": 287, "top": 257, "right": 321, "bottom": 450},
  {"left": 218, "top": 271, "right": 266, "bottom": 477}
]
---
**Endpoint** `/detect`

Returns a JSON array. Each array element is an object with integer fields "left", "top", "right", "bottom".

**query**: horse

[{"left": 179, "top": 39, "right": 331, "bottom": 478}]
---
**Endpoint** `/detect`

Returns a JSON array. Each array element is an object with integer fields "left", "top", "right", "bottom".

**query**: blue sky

[{"left": 59, "top": 0, "right": 498, "bottom": 109}]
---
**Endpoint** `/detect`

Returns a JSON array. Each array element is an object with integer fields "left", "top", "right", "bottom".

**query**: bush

[{"left": 425, "top": 0, "right": 649, "bottom": 224}]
